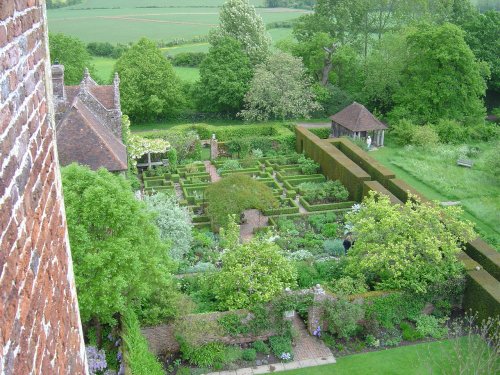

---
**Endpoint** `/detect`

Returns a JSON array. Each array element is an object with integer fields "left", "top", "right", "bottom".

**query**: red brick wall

[{"left": 0, "top": 1, "right": 88, "bottom": 374}]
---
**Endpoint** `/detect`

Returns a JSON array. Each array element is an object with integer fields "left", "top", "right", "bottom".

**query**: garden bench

[{"left": 457, "top": 158, "right": 473, "bottom": 168}]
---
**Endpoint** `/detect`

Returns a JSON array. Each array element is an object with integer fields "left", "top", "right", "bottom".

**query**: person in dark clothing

[{"left": 343, "top": 234, "right": 352, "bottom": 254}]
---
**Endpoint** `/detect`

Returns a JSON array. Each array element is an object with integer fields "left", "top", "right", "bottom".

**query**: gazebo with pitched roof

[{"left": 330, "top": 102, "right": 387, "bottom": 146}]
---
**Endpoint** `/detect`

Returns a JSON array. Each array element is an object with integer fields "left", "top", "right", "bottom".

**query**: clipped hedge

[
  {"left": 362, "top": 181, "right": 403, "bottom": 205},
  {"left": 465, "top": 238, "right": 500, "bottom": 281},
  {"left": 283, "top": 175, "right": 326, "bottom": 191},
  {"left": 296, "top": 127, "right": 370, "bottom": 201},
  {"left": 386, "top": 178, "right": 430, "bottom": 203},
  {"left": 299, "top": 197, "right": 355, "bottom": 212},
  {"left": 329, "top": 138, "right": 395, "bottom": 186},
  {"left": 463, "top": 269, "right": 500, "bottom": 322},
  {"left": 121, "top": 309, "right": 164, "bottom": 375},
  {"left": 263, "top": 198, "right": 300, "bottom": 216},
  {"left": 307, "top": 127, "right": 331, "bottom": 139}
]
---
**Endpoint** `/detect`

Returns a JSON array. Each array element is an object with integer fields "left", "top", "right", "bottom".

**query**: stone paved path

[
  {"left": 201, "top": 315, "right": 335, "bottom": 375},
  {"left": 204, "top": 160, "right": 221, "bottom": 183},
  {"left": 240, "top": 209, "right": 269, "bottom": 243},
  {"left": 173, "top": 182, "right": 184, "bottom": 200}
]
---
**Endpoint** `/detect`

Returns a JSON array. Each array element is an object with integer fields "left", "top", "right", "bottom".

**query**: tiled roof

[
  {"left": 330, "top": 102, "right": 387, "bottom": 131},
  {"left": 56, "top": 99, "right": 127, "bottom": 172}
]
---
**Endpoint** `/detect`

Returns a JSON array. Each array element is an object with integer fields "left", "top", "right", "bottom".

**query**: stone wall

[{"left": 0, "top": 1, "right": 87, "bottom": 374}]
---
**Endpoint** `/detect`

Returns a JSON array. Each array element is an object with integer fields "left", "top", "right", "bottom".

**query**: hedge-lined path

[
  {"left": 201, "top": 315, "right": 335, "bottom": 375},
  {"left": 173, "top": 182, "right": 184, "bottom": 200},
  {"left": 204, "top": 160, "right": 221, "bottom": 183},
  {"left": 240, "top": 209, "right": 269, "bottom": 243},
  {"left": 271, "top": 172, "right": 308, "bottom": 214}
]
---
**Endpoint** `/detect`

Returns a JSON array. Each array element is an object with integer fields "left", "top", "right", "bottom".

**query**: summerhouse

[{"left": 330, "top": 102, "right": 387, "bottom": 147}]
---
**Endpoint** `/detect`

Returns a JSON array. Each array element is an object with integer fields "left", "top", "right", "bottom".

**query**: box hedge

[
  {"left": 463, "top": 269, "right": 500, "bottom": 323},
  {"left": 295, "top": 127, "right": 370, "bottom": 201},
  {"left": 263, "top": 198, "right": 299, "bottom": 216},
  {"left": 465, "top": 238, "right": 500, "bottom": 281},
  {"left": 362, "top": 181, "right": 403, "bottom": 205},
  {"left": 299, "top": 197, "right": 355, "bottom": 212}
]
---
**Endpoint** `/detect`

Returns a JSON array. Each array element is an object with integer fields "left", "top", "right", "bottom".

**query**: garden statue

[
  {"left": 366, "top": 135, "right": 372, "bottom": 149},
  {"left": 212, "top": 133, "right": 216, "bottom": 140}
]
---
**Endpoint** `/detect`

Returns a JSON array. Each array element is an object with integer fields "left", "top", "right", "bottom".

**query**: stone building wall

[{"left": 0, "top": 1, "right": 88, "bottom": 374}]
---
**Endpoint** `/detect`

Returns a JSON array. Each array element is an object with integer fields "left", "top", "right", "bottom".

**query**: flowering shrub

[
  {"left": 313, "top": 326, "right": 322, "bottom": 337},
  {"left": 86, "top": 346, "right": 107, "bottom": 375}
]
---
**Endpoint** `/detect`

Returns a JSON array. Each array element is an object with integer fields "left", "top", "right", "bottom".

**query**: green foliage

[
  {"left": 214, "top": 238, "right": 297, "bottom": 310},
  {"left": 298, "top": 154, "right": 320, "bottom": 175},
  {"left": 213, "top": 0, "right": 271, "bottom": 64},
  {"left": 218, "top": 313, "right": 249, "bottom": 336},
  {"left": 415, "top": 315, "right": 448, "bottom": 339},
  {"left": 400, "top": 322, "right": 424, "bottom": 341},
  {"left": 252, "top": 340, "right": 271, "bottom": 354},
  {"left": 432, "top": 119, "right": 467, "bottom": 144},
  {"left": 242, "top": 348, "right": 257, "bottom": 361},
  {"left": 389, "top": 119, "right": 416, "bottom": 146},
  {"left": 323, "top": 239, "right": 344, "bottom": 256},
  {"left": 365, "top": 293, "right": 426, "bottom": 329},
  {"left": 346, "top": 192, "right": 476, "bottom": 294},
  {"left": 390, "top": 23, "right": 488, "bottom": 125},
  {"left": 269, "top": 336, "right": 293, "bottom": 360},
  {"left": 218, "top": 159, "right": 242, "bottom": 173},
  {"left": 323, "top": 298, "right": 365, "bottom": 339},
  {"left": 115, "top": 38, "right": 184, "bottom": 122},
  {"left": 121, "top": 309, "right": 165, "bottom": 375},
  {"left": 143, "top": 193, "right": 193, "bottom": 260},
  {"left": 171, "top": 52, "right": 207, "bottom": 67},
  {"left": 196, "top": 37, "right": 252, "bottom": 113},
  {"left": 299, "top": 180, "right": 349, "bottom": 204},
  {"left": 87, "top": 41, "right": 129, "bottom": 59},
  {"left": 241, "top": 52, "right": 321, "bottom": 121},
  {"left": 411, "top": 125, "right": 440, "bottom": 147},
  {"left": 180, "top": 341, "right": 236, "bottom": 368},
  {"left": 321, "top": 223, "right": 338, "bottom": 237},
  {"left": 62, "top": 164, "right": 177, "bottom": 326},
  {"left": 205, "top": 174, "right": 277, "bottom": 229},
  {"left": 167, "top": 148, "right": 178, "bottom": 171},
  {"left": 330, "top": 275, "right": 368, "bottom": 296},
  {"left": 49, "top": 33, "right": 95, "bottom": 85}
]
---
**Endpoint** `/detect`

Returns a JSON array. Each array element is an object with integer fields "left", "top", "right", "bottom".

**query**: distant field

[{"left": 46, "top": 0, "right": 307, "bottom": 44}]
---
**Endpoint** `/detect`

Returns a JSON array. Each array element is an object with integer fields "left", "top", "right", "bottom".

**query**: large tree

[
  {"left": 62, "top": 164, "right": 177, "bottom": 334},
  {"left": 49, "top": 33, "right": 95, "bottom": 85},
  {"left": 214, "top": 237, "right": 297, "bottom": 310},
  {"left": 462, "top": 10, "right": 500, "bottom": 92},
  {"left": 212, "top": 0, "right": 271, "bottom": 64},
  {"left": 114, "top": 38, "right": 184, "bottom": 122},
  {"left": 345, "top": 192, "right": 476, "bottom": 294},
  {"left": 390, "top": 23, "right": 488, "bottom": 125},
  {"left": 196, "top": 37, "right": 253, "bottom": 114},
  {"left": 240, "top": 52, "right": 321, "bottom": 121}
]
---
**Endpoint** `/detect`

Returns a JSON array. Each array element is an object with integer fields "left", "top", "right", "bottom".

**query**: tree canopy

[
  {"left": 114, "top": 38, "right": 185, "bottom": 122},
  {"left": 214, "top": 237, "right": 297, "bottom": 309},
  {"left": 345, "top": 192, "right": 476, "bottom": 294},
  {"left": 62, "top": 164, "right": 177, "bottom": 327},
  {"left": 205, "top": 174, "right": 278, "bottom": 229},
  {"left": 390, "top": 23, "right": 488, "bottom": 125},
  {"left": 48, "top": 33, "right": 95, "bottom": 85},
  {"left": 240, "top": 52, "right": 321, "bottom": 121},
  {"left": 212, "top": 0, "right": 271, "bottom": 64},
  {"left": 196, "top": 37, "right": 253, "bottom": 114}
]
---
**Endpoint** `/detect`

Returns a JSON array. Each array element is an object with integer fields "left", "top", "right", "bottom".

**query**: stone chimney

[{"left": 51, "top": 63, "right": 66, "bottom": 102}]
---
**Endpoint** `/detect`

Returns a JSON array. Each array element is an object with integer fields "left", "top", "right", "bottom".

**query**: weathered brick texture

[{"left": 0, "top": 1, "right": 88, "bottom": 374}]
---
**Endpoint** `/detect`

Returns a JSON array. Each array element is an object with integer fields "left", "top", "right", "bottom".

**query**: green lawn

[
  {"left": 46, "top": 1, "right": 307, "bottom": 44},
  {"left": 370, "top": 138, "right": 500, "bottom": 250},
  {"left": 173, "top": 67, "right": 200, "bottom": 82},
  {"left": 283, "top": 338, "right": 493, "bottom": 375}
]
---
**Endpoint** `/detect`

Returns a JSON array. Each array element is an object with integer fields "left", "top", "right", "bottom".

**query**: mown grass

[
  {"left": 371, "top": 138, "right": 500, "bottom": 250},
  {"left": 282, "top": 337, "right": 495, "bottom": 375},
  {"left": 46, "top": 0, "right": 306, "bottom": 44}
]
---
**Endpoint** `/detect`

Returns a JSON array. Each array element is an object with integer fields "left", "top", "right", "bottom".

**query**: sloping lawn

[
  {"left": 282, "top": 338, "right": 490, "bottom": 375},
  {"left": 371, "top": 140, "right": 500, "bottom": 250}
]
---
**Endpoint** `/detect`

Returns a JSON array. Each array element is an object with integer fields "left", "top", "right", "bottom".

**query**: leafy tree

[
  {"left": 462, "top": 10, "right": 500, "bottom": 91},
  {"left": 143, "top": 193, "right": 193, "bottom": 261},
  {"left": 205, "top": 174, "right": 278, "bottom": 230},
  {"left": 49, "top": 33, "right": 95, "bottom": 85},
  {"left": 212, "top": 0, "right": 271, "bottom": 64},
  {"left": 62, "top": 164, "right": 177, "bottom": 336},
  {"left": 345, "top": 192, "right": 476, "bottom": 294},
  {"left": 196, "top": 37, "right": 252, "bottom": 113},
  {"left": 240, "top": 52, "right": 321, "bottom": 121},
  {"left": 214, "top": 238, "right": 297, "bottom": 309},
  {"left": 390, "top": 23, "right": 488, "bottom": 125},
  {"left": 114, "top": 38, "right": 184, "bottom": 122}
]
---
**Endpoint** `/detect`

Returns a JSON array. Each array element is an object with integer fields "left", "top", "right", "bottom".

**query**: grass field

[
  {"left": 282, "top": 338, "right": 494, "bottom": 375},
  {"left": 46, "top": 0, "right": 307, "bottom": 44},
  {"left": 371, "top": 139, "right": 500, "bottom": 250}
]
